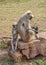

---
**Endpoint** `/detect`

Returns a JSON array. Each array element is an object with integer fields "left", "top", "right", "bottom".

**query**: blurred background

[{"left": 0, "top": 0, "right": 46, "bottom": 37}]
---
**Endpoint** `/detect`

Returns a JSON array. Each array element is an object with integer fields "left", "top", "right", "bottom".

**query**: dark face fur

[{"left": 27, "top": 12, "right": 34, "bottom": 20}]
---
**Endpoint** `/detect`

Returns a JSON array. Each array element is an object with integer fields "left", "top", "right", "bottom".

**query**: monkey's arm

[{"left": 31, "top": 26, "right": 38, "bottom": 34}]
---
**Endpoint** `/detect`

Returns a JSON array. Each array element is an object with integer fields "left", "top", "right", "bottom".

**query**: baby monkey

[{"left": 31, "top": 26, "right": 39, "bottom": 39}]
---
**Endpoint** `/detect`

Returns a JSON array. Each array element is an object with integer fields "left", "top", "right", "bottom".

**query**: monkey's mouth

[
  {"left": 29, "top": 16, "right": 32, "bottom": 20},
  {"left": 29, "top": 15, "right": 34, "bottom": 20}
]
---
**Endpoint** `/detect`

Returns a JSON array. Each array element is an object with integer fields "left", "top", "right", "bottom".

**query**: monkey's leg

[
  {"left": 12, "top": 25, "right": 18, "bottom": 52},
  {"left": 12, "top": 35, "right": 18, "bottom": 52},
  {"left": 11, "top": 39, "right": 15, "bottom": 52},
  {"left": 14, "top": 34, "right": 19, "bottom": 51},
  {"left": 35, "top": 34, "right": 40, "bottom": 39}
]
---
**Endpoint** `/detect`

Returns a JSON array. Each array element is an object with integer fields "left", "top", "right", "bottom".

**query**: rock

[
  {"left": 39, "top": 39, "right": 46, "bottom": 56},
  {"left": 9, "top": 51, "right": 22, "bottom": 62},
  {"left": 29, "top": 39, "right": 46, "bottom": 58},
  {"left": 0, "top": 49, "right": 9, "bottom": 59},
  {"left": 29, "top": 40, "right": 40, "bottom": 58},
  {"left": 21, "top": 40, "right": 40, "bottom": 59},
  {"left": 39, "top": 32, "right": 46, "bottom": 39},
  {"left": 22, "top": 48, "right": 30, "bottom": 59},
  {"left": 0, "top": 63, "right": 3, "bottom": 65},
  {"left": 7, "top": 34, "right": 46, "bottom": 62},
  {"left": 18, "top": 41, "right": 29, "bottom": 50},
  {"left": 0, "top": 32, "right": 46, "bottom": 62}
]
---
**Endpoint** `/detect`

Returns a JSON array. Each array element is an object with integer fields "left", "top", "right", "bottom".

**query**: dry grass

[{"left": 0, "top": 0, "right": 46, "bottom": 37}]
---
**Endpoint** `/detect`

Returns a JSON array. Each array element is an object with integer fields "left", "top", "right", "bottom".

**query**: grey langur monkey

[{"left": 11, "top": 10, "right": 39, "bottom": 52}]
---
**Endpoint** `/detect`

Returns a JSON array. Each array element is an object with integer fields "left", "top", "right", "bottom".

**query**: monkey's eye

[
  {"left": 22, "top": 23, "right": 24, "bottom": 26},
  {"left": 13, "top": 25, "right": 15, "bottom": 28},
  {"left": 28, "top": 13, "right": 30, "bottom": 15}
]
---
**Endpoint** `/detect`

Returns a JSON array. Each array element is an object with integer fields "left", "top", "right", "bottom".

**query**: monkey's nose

[{"left": 31, "top": 15, "right": 34, "bottom": 18}]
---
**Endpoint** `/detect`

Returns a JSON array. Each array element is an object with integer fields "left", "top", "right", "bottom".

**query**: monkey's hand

[{"left": 31, "top": 26, "right": 38, "bottom": 34}]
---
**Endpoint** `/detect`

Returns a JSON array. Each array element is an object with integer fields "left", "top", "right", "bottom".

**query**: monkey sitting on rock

[{"left": 11, "top": 10, "right": 39, "bottom": 52}]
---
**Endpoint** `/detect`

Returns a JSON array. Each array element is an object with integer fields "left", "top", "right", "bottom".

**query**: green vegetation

[
  {"left": 33, "top": 60, "right": 44, "bottom": 65},
  {"left": 0, "top": 59, "right": 46, "bottom": 65},
  {"left": 0, "top": 0, "right": 29, "bottom": 2},
  {"left": 0, "top": 42, "right": 7, "bottom": 48}
]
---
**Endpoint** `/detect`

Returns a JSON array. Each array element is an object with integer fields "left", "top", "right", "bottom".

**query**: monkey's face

[
  {"left": 28, "top": 13, "right": 34, "bottom": 20},
  {"left": 26, "top": 11, "right": 34, "bottom": 20}
]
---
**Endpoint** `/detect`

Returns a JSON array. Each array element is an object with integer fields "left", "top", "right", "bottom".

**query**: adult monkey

[{"left": 11, "top": 10, "right": 39, "bottom": 52}]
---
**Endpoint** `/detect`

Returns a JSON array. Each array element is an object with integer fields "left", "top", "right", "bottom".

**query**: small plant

[
  {"left": 32, "top": 60, "right": 44, "bottom": 65},
  {"left": 2, "top": 58, "right": 14, "bottom": 65},
  {"left": 43, "top": 60, "right": 46, "bottom": 65},
  {"left": 0, "top": 42, "right": 7, "bottom": 49}
]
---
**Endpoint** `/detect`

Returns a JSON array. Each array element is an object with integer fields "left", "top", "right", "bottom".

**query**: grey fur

[{"left": 11, "top": 10, "right": 38, "bottom": 52}]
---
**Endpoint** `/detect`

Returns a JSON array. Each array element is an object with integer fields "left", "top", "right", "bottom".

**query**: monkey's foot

[{"left": 9, "top": 51, "right": 22, "bottom": 62}]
